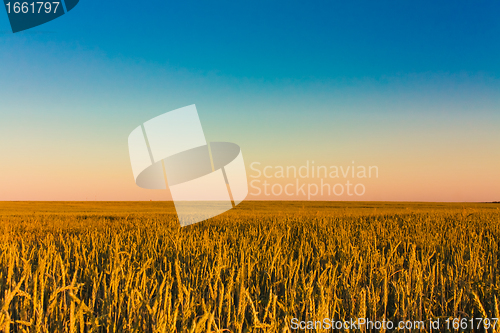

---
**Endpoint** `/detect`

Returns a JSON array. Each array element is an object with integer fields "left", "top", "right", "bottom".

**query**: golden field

[{"left": 0, "top": 201, "right": 499, "bottom": 332}]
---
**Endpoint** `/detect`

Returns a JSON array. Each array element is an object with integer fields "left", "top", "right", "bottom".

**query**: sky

[{"left": 0, "top": 0, "right": 499, "bottom": 201}]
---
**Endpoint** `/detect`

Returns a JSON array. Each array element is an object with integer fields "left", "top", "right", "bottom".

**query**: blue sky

[
  {"left": 2, "top": 0, "right": 500, "bottom": 80},
  {"left": 0, "top": 0, "right": 499, "bottom": 201}
]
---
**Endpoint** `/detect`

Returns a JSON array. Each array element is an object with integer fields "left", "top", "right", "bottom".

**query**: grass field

[{"left": 0, "top": 201, "right": 499, "bottom": 332}]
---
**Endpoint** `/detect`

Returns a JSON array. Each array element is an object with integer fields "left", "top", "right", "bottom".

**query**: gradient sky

[{"left": 0, "top": 0, "right": 499, "bottom": 201}]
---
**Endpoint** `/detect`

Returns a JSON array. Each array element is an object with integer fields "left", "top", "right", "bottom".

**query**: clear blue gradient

[
  {"left": 0, "top": 0, "right": 499, "bottom": 201},
  {"left": 2, "top": 0, "right": 500, "bottom": 79}
]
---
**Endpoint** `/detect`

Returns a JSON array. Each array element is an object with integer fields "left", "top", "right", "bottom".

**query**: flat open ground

[{"left": 0, "top": 201, "right": 499, "bottom": 332}]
